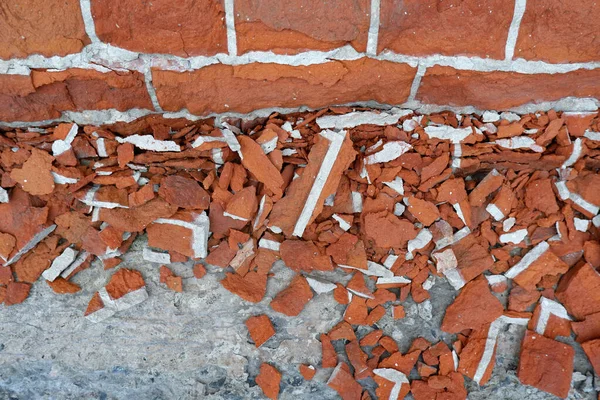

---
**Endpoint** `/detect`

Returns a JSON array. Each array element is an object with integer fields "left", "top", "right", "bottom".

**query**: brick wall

[{"left": 1, "top": 0, "right": 599, "bottom": 125}]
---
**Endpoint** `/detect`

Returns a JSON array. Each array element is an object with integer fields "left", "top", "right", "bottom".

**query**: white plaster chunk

[
  {"left": 377, "top": 276, "right": 411, "bottom": 285},
  {"left": 0, "top": 187, "right": 9, "bottom": 203},
  {"left": 433, "top": 248, "right": 465, "bottom": 290},
  {"left": 384, "top": 176, "right": 405, "bottom": 195},
  {"left": 500, "top": 112, "right": 521, "bottom": 122},
  {"left": 422, "top": 275, "right": 435, "bottom": 291},
  {"left": 306, "top": 277, "right": 337, "bottom": 294},
  {"left": 51, "top": 123, "right": 78, "bottom": 156},
  {"left": 424, "top": 125, "right": 475, "bottom": 143},
  {"left": 86, "top": 287, "right": 148, "bottom": 323},
  {"left": 116, "top": 134, "right": 180, "bottom": 152},
  {"left": 584, "top": 130, "right": 600, "bottom": 141},
  {"left": 494, "top": 136, "right": 544, "bottom": 152},
  {"left": 402, "top": 117, "right": 422, "bottom": 132},
  {"left": 486, "top": 203, "right": 505, "bottom": 221},
  {"left": 220, "top": 124, "right": 242, "bottom": 156},
  {"left": 365, "top": 141, "right": 412, "bottom": 164},
  {"left": 154, "top": 212, "right": 210, "bottom": 259},
  {"left": 60, "top": 251, "right": 89, "bottom": 279},
  {"left": 394, "top": 202, "right": 406, "bottom": 216},
  {"left": 260, "top": 136, "right": 278, "bottom": 154},
  {"left": 479, "top": 123, "right": 498, "bottom": 134},
  {"left": 253, "top": 195, "right": 268, "bottom": 230},
  {"left": 324, "top": 194, "right": 335, "bottom": 207},
  {"left": 96, "top": 138, "right": 108, "bottom": 157},
  {"left": 211, "top": 148, "right": 224, "bottom": 164},
  {"left": 482, "top": 111, "right": 500, "bottom": 123},
  {"left": 143, "top": 247, "right": 171, "bottom": 264},
  {"left": 191, "top": 135, "right": 227, "bottom": 148},
  {"left": 574, "top": 218, "right": 590, "bottom": 232},
  {"left": 562, "top": 138, "right": 583, "bottom": 168},
  {"left": 593, "top": 215, "right": 600, "bottom": 228},
  {"left": 316, "top": 108, "right": 411, "bottom": 130},
  {"left": 407, "top": 229, "right": 432, "bottom": 259},
  {"left": 281, "top": 148, "right": 297, "bottom": 156},
  {"left": 293, "top": 129, "right": 346, "bottom": 237},
  {"left": 258, "top": 238, "right": 280, "bottom": 251},
  {"left": 505, "top": 241, "right": 549, "bottom": 279},
  {"left": 499, "top": 229, "right": 527, "bottom": 244},
  {"left": 453, "top": 203, "right": 468, "bottom": 226},
  {"left": 503, "top": 217, "right": 516, "bottom": 232},
  {"left": 42, "top": 247, "right": 79, "bottom": 282},
  {"left": 352, "top": 191, "right": 363, "bottom": 213},
  {"left": 535, "top": 297, "right": 572, "bottom": 336},
  {"left": 332, "top": 214, "right": 351, "bottom": 231},
  {"left": 485, "top": 274, "right": 507, "bottom": 287}
]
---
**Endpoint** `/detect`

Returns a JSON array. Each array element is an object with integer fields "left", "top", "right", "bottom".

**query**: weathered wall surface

[{"left": 1, "top": 0, "right": 600, "bottom": 126}]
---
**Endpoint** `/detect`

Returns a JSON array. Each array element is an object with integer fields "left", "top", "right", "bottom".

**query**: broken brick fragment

[
  {"left": 46, "top": 277, "right": 81, "bottom": 294},
  {"left": 555, "top": 262, "right": 600, "bottom": 319},
  {"left": 299, "top": 364, "right": 316, "bottom": 380},
  {"left": 280, "top": 240, "right": 333, "bottom": 272},
  {"left": 327, "top": 362, "right": 363, "bottom": 400},
  {"left": 10, "top": 148, "right": 55, "bottom": 196},
  {"left": 4, "top": 281, "right": 31, "bottom": 305},
  {"left": 245, "top": 314, "right": 275, "bottom": 347},
  {"left": 158, "top": 175, "right": 210, "bottom": 210},
  {"left": 256, "top": 363, "right": 281, "bottom": 400},
  {"left": 270, "top": 275, "right": 313, "bottom": 316},
  {"left": 517, "top": 330, "right": 574, "bottom": 399},
  {"left": 159, "top": 265, "right": 183, "bottom": 292},
  {"left": 581, "top": 339, "right": 600, "bottom": 376}
]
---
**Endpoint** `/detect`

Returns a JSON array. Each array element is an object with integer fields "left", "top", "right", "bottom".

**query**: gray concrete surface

[{"left": 0, "top": 236, "right": 597, "bottom": 400}]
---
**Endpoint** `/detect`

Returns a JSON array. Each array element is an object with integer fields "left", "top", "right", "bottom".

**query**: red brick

[
  {"left": 235, "top": 0, "right": 370, "bottom": 54},
  {"left": 0, "top": 69, "right": 153, "bottom": 122},
  {"left": 417, "top": 66, "right": 600, "bottom": 110},
  {"left": 153, "top": 59, "right": 416, "bottom": 115},
  {"left": 91, "top": 0, "right": 227, "bottom": 56},
  {"left": 0, "top": 0, "right": 89, "bottom": 59},
  {"left": 516, "top": 0, "right": 600, "bottom": 63},
  {"left": 378, "top": 0, "right": 514, "bottom": 59}
]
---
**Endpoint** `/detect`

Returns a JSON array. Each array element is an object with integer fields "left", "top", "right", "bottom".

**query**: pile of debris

[{"left": 0, "top": 107, "right": 599, "bottom": 399}]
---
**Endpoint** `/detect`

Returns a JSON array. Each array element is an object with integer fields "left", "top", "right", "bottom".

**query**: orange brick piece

[
  {"left": 159, "top": 266, "right": 183, "bottom": 293},
  {"left": 379, "top": 0, "right": 514, "bottom": 59},
  {"left": 91, "top": 0, "right": 227, "bottom": 56},
  {"left": 152, "top": 59, "right": 416, "bottom": 116},
  {"left": 417, "top": 66, "right": 600, "bottom": 111},
  {"left": 245, "top": 314, "right": 276, "bottom": 348},
  {"left": 0, "top": 0, "right": 89, "bottom": 59},
  {"left": 235, "top": 0, "right": 370, "bottom": 54},
  {"left": 256, "top": 363, "right": 281, "bottom": 400}
]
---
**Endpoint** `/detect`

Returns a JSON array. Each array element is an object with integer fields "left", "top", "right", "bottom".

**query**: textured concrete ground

[{"left": 0, "top": 236, "right": 597, "bottom": 400}]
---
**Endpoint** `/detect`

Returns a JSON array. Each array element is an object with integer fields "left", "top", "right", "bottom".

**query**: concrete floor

[{"left": 0, "top": 236, "right": 597, "bottom": 400}]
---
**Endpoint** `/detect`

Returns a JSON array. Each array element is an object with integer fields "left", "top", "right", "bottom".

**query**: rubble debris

[{"left": 0, "top": 107, "right": 599, "bottom": 398}]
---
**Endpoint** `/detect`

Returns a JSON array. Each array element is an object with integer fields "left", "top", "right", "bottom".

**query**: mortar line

[
  {"left": 366, "top": 0, "right": 381, "bottom": 56},
  {"left": 505, "top": 0, "right": 527, "bottom": 61},
  {"left": 144, "top": 70, "right": 163, "bottom": 112},
  {"left": 224, "top": 0, "right": 237, "bottom": 56},
  {"left": 79, "top": 0, "right": 101, "bottom": 43},
  {"left": 407, "top": 64, "right": 427, "bottom": 103}
]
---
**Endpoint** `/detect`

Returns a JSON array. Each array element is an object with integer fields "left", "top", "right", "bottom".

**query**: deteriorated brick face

[
  {"left": 235, "top": 0, "right": 370, "bottom": 54},
  {"left": 91, "top": 0, "right": 228, "bottom": 56},
  {"left": 152, "top": 59, "right": 417, "bottom": 115},
  {"left": 416, "top": 66, "right": 600, "bottom": 110},
  {"left": 0, "top": 0, "right": 90, "bottom": 59},
  {"left": 378, "top": 0, "right": 514, "bottom": 59},
  {"left": 0, "top": 70, "right": 153, "bottom": 121},
  {"left": 516, "top": 0, "right": 600, "bottom": 63}
]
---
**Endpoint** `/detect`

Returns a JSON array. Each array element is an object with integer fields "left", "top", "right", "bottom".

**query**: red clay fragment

[
  {"left": 105, "top": 268, "right": 145, "bottom": 299},
  {"left": 128, "top": 184, "right": 155, "bottom": 207},
  {"left": 441, "top": 278, "right": 504, "bottom": 333},
  {"left": 159, "top": 265, "right": 183, "bottom": 292},
  {"left": 555, "top": 263, "right": 600, "bottom": 319},
  {"left": 256, "top": 363, "right": 281, "bottom": 400},
  {"left": 299, "top": 364, "right": 316, "bottom": 380},
  {"left": 363, "top": 211, "right": 417, "bottom": 248},
  {"left": 407, "top": 196, "right": 440, "bottom": 226},
  {"left": 582, "top": 339, "right": 600, "bottom": 376},
  {"left": 46, "top": 277, "right": 81, "bottom": 294},
  {"left": 468, "top": 170, "right": 503, "bottom": 207},
  {"left": 572, "top": 312, "right": 600, "bottom": 343},
  {"left": 221, "top": 271, "right": 267, "bottom": 303},
  {"left": 327, "top": 362, "right": 363, "bottom": 400},
  {"left": 270, "top": 275, "right": 313, "bottom": 316},
  {"left": 10, "top": 148, "right": 55, "bottom": 196},
  {"left": 280, "top": 240, "right": 333, "bottom": 272},
  {"left": 158, "top": 175, "right": 210, "bottom": 210},
  {"left": 518, "top": 330, "right": 574, "bottom": 399},
  {"left": 0, "top": 233, "right": 16, "bottom": 262},
  {"left": 4, "top": 281, "right": 31, "bottom": 305},
  {"left": 245, "top": 314, "right": 275, "bottom": 347},
  {"left": 192, "top": 263, "right": 207, "bottom": 279},
  {"left": 238, "top": 135, "right": 284, "bottom": 197},
  {"left": 321, "top": 333, "right": 337, "bottom": 368}
]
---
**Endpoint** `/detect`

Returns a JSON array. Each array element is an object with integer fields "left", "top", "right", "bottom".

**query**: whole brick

[
  {"left": 0, "top": 0, "right": 89, "bottom": 59},
  {"left": 235, "top": 0, "right": 370, "bottom": 54},
  {"left": 152, "top": 59, "right": 416, "bottom": 115},
  {"left": 378, "top": 0, "right": 514, "bottom": 59},
  {"left": 516, "top": 0, "right": 600, "bottom": 63},
  {"left": 91, "top": 0, "right": 227, "bottom": 56},
  {"left": 416, "top": 66, "right": 600, "bottom": 110},
  {"left": 0, "top": 69, "right": 153, "bottom": 122}
]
